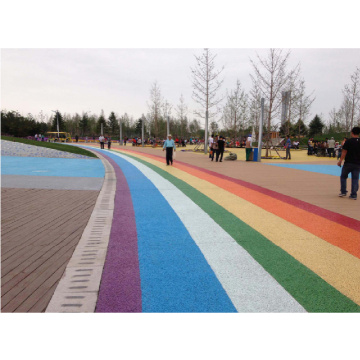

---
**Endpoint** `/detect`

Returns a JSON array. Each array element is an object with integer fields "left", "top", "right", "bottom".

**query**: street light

[{"left": 51, "top": 110, "right": 59, "bottom": 140}]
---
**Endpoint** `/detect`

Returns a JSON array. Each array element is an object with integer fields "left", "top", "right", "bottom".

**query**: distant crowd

[{"left": 307, "top": 137, "right": 347, "bottom": 159}]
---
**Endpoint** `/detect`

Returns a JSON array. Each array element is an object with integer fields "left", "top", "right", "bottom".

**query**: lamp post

[
  {"left": 257, "top": 98, "right": 265, "bottom": 162},
  {"left": 204, "top": 111, "right": 209, "bottom": 155},
  {"left": 142, "top": 116, "right": 144, "bottom": 147},
  {"left": 119, "top": 116, "right": 123, "bottom": 145},
  {"left": 51, "top": 110, "right": 59, "bottom": 140}
]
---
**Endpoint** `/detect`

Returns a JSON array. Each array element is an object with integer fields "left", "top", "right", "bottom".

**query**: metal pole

[
  {"left": 101, "top": 123, "right": 103, "bottom": 136},
  {"left": 204, "top": 110, "right": 208, "bottom": 154},
  {"left": 142, "top": 117, "right": 144, "bottom": 147},
  {"left": 57, "top": 112, "right": 59, "bottom": 138},
  {"left": 257, "top": 98, "right": 264, "bottom": 162},
  {"left": 119, "top": 116, "right": 123, "bottom": 145},
  {"left": 167, "top": 115, "right": 170, "bottom": 136}
]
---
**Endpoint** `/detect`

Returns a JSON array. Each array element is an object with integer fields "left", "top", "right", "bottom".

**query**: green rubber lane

[{"left": 116, "top": 151, "right": 360, "bottom": 313}]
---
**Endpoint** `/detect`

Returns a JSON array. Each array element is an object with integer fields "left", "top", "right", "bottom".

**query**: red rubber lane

[{"left": 119, "top": 148, "right": 360, "bottom": 259}]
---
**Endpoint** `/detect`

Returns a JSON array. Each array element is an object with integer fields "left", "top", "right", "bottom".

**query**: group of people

[
  {"left": 208, "top": 134, "right": 227, "bottom": 162},
  {"left": 94, "top": 127, "right": 360, "bottom": 200},
  {"left": 307, "top": 137, "right": 347, "bottom": 158},
  {"left": 34, "top": 134, "right": 44, "bottom": 141},
  {"left": 98, "top": 135, "right": 111, "bottom": 149}
]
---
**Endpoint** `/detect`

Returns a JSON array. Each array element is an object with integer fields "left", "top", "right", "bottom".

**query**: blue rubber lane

[
  {"left": 1, "top": 156, "right": 104, "bottom": 177},
  {"left": 104, "top": 150, "right": 237, "bottom": 313},
  {"left": 265, "top": 163, "right": 349, "bottom": 177}
]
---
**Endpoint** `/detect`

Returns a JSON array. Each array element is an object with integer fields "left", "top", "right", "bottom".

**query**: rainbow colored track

[{"left": 89, "top": 147, "right": 360, "bottom": 313}]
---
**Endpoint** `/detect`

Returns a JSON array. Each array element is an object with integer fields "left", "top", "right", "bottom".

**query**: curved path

[{"left": 47, "top": 145, "right": 360, "bottom": 312}]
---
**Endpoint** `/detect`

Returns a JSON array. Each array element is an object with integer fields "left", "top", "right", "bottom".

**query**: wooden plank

[
  {"left": 1, "top": 250, "right": 74, "bottom": 312},
  {"left": 1, "top": 200, "right": 96, "bottom": 265},
  {"left": 2, "top": 191, "right": 95, "bottom": 238},
  {"left": 1, "top": 188, "right": 99, "bottom": 312},
  {"left": 1, "top": 193, "right": 98, "bottom": 253},
  {"left": 28, "top": 282, "right": 59, "bottom": 313},
  {"left": 1, "top": 229, "right": 83, "bottom": 293},
  {"left": 11, "top": 261, "right": 71, "bottom": 313}
]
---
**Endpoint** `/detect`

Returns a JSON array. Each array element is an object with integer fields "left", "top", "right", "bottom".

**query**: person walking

[
  {"left": 99, "top": 135, "right": 105, "bottom": 149},
  {"left": 211, "top": 135, "right": 219, "bottom": 161},
  {"left": 208, "top": 134, "right": 214, "bottom": 159},
  {"left": 245, "top": 135, "right": 252, "bottom": 161},
  {"left": 327, "top": 137, "right": 335, "bottom": 158},
  {"left": 308, "top": 138, "right": 314, "bottom": 155},
  {"left": 75, "top": 135, "right": 79, "bottom": 143},
  {"left": 163, "top": 134, "right": 176, "bottom": 166},
  {"left": 107, "top": 136, "right": 112, "bottom": 149},
  {"left": 337, "top": 127, "right": 360, "bottom": 200},
  {"left": 285, "top": 135, "right": 291, "bottom": 160}
]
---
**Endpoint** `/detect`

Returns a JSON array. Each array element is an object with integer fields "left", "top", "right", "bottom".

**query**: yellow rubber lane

[{"left": 115, "top": 149, "right": 360, "bottom": 306}]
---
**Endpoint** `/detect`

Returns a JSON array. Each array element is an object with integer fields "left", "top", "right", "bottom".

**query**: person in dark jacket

[
  {"left": 337, "top": 127, "right": 360, "bottom": 200},
  {"left": 216, "top": 136, "right": 225, "bottom": 162}
]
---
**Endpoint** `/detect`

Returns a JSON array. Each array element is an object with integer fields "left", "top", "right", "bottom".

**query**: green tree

[
  {"left": 51, "top": 111, "right": 65, "bottom": 132},
  {"left": 294, "top": 119, "right": 308, "bottom": 140},
  {"left": 1, "top": 110, "right": 48, "bottom": 137},
  {"left": 96, "top": 110, "right": 107, "bottom": 135},
  {"left": 210, "top": 121, "right": 219, "bottom": 135},
  {"left": 279, "top": 121, "right": 293, "bottom": 137},
  {"left": 308, "top": 114, "right": 324, "bottom": 137},
  {"left": 108, "top": 111, "right": 119, "bottom": 136},
  {"left": 135, "top": 118, "right": 143, "bottom": 136},
  {"left": 79, "top": 113, "right": 89, "bottom": 136}
]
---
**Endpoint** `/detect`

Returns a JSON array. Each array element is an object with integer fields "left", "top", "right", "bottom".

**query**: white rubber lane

[{"left": 112, "top": 151, "right": 306, "bottom": 312}]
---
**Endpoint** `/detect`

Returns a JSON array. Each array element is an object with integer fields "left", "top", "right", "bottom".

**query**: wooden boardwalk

[{"left": 1, "top": 188, "right": 99, "bottom": 312}]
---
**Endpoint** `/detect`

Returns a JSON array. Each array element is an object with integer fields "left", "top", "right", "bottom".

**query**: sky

[{"left": 2, "top": 48, "right": 360, "bottom": 127}]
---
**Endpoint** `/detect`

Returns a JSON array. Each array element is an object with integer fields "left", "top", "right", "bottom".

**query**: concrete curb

[{"left": 45, "top": 150, "right": 116, "bottom": 312}]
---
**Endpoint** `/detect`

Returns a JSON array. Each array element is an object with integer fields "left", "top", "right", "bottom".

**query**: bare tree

[
  {"left": 176, "top": 94, "right": 189, "bottom": 138},
  {"left": 343, "top": 67, "right": 360, "bottom": 134},
  {"left": 328, "top": 107, "right": 345, "bottom": 132},
  {"left": 222, "top": 80, "right": 248, "bottom": 145},
  {"left": 249, "top": 79, "right": 262, "bottom": 131},
  {"left": 189, "top": 118, "right": 201, "bottom": 137},
  {"left": 147, "top": 81, "right": 163, "bottom": 138},
  {"left": 284, "top": 66, "right": 301, "bottom": 135},
  {"left": 162, "top": 99, "right": 172, "bottom": 136},
  {"left": 295, "top": 78, "right": 315, "bottom": 139},
  {"left": 340, "top": 96, "right": 353, "bottom": 132},
  {"left": 250, "top": 49, "right": 299, "bottom": 156},
  {"left": 191, "top": 48, "right": 224, "bottom": 153}
]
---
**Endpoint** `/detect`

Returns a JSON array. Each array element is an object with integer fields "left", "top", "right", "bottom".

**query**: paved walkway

[{"left": 2, "top": 142, "right": 360, "bottom": 312}]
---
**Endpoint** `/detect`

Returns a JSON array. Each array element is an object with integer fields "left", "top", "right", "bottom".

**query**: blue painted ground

[
  {"left": 1, "top": 156, "right": 104, "bottom": 177},
  {"left": 265, "top": 163, "right": 351, "bottom": 177},
  {"left": 104, "top": 150, "right": 237, "bottom": 313}
]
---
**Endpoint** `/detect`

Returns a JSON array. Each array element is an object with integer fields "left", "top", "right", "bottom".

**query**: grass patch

[{"left": 1, "top": 136, "right": 98, "bottom": 158}]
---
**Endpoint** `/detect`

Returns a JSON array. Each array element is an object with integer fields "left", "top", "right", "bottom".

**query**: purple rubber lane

[{"left": 95, "top": 151, "right": 142, "bottom": 312}]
